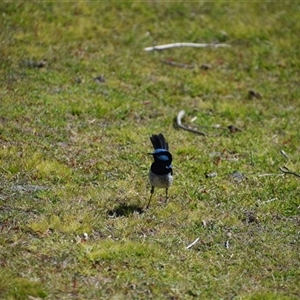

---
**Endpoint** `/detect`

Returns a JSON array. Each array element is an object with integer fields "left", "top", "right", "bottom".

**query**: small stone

[
  {"left": 228, "top": 125, "right": 242, "bottom": 133},
  {"left": 200, "top": 64, "right": 211, "bottom": 70},
  {"left": 248, "top": 90, "right": 262, "bottom": 99},
  {"left": 205, "top": 172, "right": 218, "bottom": 178},
  {"left": 229, "top": 171, "right": 246, "bottom": 182},
  {"left": 83, "top": 233, "right": 89, "bottom": 241},
  {"left": 94, "top": 75, "right": 105, "bottom": 83}
]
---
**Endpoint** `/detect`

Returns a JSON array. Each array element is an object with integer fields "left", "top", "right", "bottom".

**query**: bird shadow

[{"left": 107, "top": 203, "right": 144, "bottom": 218}]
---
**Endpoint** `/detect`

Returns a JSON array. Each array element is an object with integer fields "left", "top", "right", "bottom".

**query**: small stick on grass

[
  {"left": 225, "top": 240, "right": 229, "bottom": 249},
  {"left": 162, "top": 59, "right": 194, "bottom": 69},
  {"left": 186, "top": 237, "right": 200, "bottom": 249},
  {"left": 145, "top": 42, "right": 231, "bottom": 52},
  {"left": 279, "top": 166, "right": 300, "bottom": 178},
  {"left": 280, "top": 150, "right": 289, "bottom": 160},
  {"left": 257, "top": 173, "right": 284, "bottom": 177},
  {"left": 258, "top": 197, "right": 278, "bottom": 205},
  {"left": 177, "top": 110, "right": 207, "bottom": 136}
]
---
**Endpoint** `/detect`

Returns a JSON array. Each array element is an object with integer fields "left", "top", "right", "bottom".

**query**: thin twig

[
  {"left": 258, "top": 198, "right": 278, "bottom": 205},
  {"left": 224, "top": 240, "right": 229, "bottom": 249},
  {"left": 279, "top": 166, "right": 300, "bottom": 178},
  {"left": 176, "top": 110, "right": 207, "bottom": 136},
  {"left": 186, "top": 237, "right": 200, "bottom": 249},
  {"left": 257, "top": 173, "right": 284, "bottom": 177},
  {"left": 280, "top": 149, "right": 289, "bottom": 160},
  {"left": 161, "top": 59, "right": 194, "bottom": 69},
  {"left": 145, "top": 42, "right": 231, "bottom": 52}
]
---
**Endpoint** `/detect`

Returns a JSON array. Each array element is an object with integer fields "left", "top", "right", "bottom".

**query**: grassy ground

[{"left": 0, "top": 2, "right": 299, "bottom": 299}]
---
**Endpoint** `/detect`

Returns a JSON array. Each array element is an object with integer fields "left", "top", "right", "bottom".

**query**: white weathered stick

[
  {"left": 145, "top": 42, "right": 231, "bottom": 52},
  {"left": 186, "top": 237, "right": 200, "bottom": 249}
]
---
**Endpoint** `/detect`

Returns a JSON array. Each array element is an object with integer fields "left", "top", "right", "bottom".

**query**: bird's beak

[{"left": 148, "top": 152, "right": 154, "bottom": 155}]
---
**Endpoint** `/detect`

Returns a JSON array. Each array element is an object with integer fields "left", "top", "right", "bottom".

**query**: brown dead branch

[
  {"left": 279, "top": 166, "right": 300, "bottom": 178},
  {"left": 176, "top": 110, "right": 207, "bottom": 136}
]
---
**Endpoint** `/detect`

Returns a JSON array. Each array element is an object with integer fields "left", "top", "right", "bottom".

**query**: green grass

[{"left": 0, "top": 1, "right": 299, "bottom": 299}]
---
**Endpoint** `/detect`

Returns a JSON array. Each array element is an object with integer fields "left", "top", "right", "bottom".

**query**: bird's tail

[{"left": 150, "top": 133, "right": 169, "bottom": 150}]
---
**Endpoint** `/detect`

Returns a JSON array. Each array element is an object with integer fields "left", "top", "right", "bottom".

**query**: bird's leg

[
  {"left": 146, "top": 186, "right": 154, "bottom": 209},
  {"left": 165, "top": 188, "right": 169, "bottom": 203}
]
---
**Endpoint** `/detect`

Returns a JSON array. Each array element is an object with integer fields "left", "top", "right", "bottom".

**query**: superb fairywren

[{"left": 147, "top": 133, "right": 173, "bottom": 208}]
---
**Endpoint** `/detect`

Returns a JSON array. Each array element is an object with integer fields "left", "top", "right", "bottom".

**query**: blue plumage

[{"left": 147, "top": 134, "right": 173, "bottom": 208}]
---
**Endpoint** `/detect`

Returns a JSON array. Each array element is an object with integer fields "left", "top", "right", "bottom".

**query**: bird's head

[{"left": 148, "top": 148, "right": 172, "bottom": 165}]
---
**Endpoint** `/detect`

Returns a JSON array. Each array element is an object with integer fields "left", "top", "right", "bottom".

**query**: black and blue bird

[{"left": 147, "top": 133, "right": 173, "bottom": 208}]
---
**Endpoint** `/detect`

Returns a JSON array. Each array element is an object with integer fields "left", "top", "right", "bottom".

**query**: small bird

[{"left": 147, "top": 133, "right": 173, "bottom": 208}]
